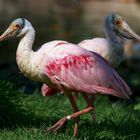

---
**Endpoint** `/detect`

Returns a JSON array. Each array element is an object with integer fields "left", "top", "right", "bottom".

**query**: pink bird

[
  {"left": 0, "top": 18, "right": 132, "bottom": 137},
  {"left": 41, "top": 14, "right": 140, "bottom": 103}
]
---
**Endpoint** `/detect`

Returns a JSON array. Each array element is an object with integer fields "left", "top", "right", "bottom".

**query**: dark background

[{"left": 0, "top": 0, "right": 140, "bottom": 97}]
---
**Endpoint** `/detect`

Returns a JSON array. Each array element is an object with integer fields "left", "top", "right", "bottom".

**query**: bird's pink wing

[
  {"left": 44, "top": 44, "right": 132, "bottom": 99},
  {"left": 41, "top": 84, "right": 58, "bottom": 96}
]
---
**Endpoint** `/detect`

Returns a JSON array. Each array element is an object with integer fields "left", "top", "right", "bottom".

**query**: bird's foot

[
  {"left": 47, "top": 107, "right": 93, "bottom": 136},
  {"left": 47, "top": 117, "right": 67, "bottom": 133}
]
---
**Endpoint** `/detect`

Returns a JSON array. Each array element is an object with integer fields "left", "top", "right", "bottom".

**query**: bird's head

[
  {"left": 106, "top": 14, "right": 140, "bottom": 41},
  {"left": 0, "top": 18, "right": 33, "bottom": 41}
]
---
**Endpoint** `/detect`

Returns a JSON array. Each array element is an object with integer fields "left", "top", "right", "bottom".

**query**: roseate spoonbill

[
  {"left": 0, "top": 18, "right": 132, "bottom": 137},
  {"left": 41, "top": 14, "right": 140, "bottom": 108},
  {"left": 78, "top": 14, "right": 140, "bottom": 67}
]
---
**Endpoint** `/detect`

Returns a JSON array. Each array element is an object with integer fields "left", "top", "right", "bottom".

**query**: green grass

[{"left": 0, "top": 80, "right": 140, "bottom": 140}]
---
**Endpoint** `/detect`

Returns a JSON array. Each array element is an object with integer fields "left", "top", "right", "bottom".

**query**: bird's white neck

[
  {"left": 17, "top": 27, "right": 35, "bottom": 56},
  {"left": 16, "top": 27, "right": 35, "bottom": 75},
  {"left": 16, "top": 26, "right": 54, "bottom": 86}
]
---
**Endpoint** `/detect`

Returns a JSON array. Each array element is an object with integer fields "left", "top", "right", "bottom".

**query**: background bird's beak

[
  {"left": 0, "top": 26, "right": 18, "bottom": 41},
  {"left": 121, "top": 22, "right": 140, "bottom": 41}
]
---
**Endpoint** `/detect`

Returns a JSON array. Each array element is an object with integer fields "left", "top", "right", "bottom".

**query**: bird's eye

[
  {"left": 15, "top": 24, "right": 20, "bottom": 28},
  {"left": 115, "top": 20, "right": 122, "bottom": 26}
]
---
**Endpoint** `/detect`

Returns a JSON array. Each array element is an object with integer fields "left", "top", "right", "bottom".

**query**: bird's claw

[{"left": 47, "top": 117, "right": 67, "bottom": 133}]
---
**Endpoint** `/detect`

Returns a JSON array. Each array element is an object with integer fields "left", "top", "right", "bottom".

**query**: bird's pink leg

[
  {"left": 73, "top": 92, "right": 96, "bottom": 121},
  {"left": 47, "top": 91, "right": 95, "bottom": 137},
  {"left": 47, "top": 106, "right": 94, "bottom": 136},
  {"left": 73, "top": 92, "right": 79, "bottom": 102},
  {"left": 67, "top": 93, "right": 80, "bottom": 137},
  {"left": 90, "top": 95, "right": 96, "bottom": 121},
  {"left": 48, "top": 92, "right": 80, "bottom": 137},
  {"left": 82, "top": 94, "right": 96, "bottom": 121},
  {"left": 67, "top": 106, "right": 93, "bottom": 119}
]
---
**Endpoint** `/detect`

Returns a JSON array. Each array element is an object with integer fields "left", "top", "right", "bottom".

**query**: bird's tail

[
  {"left": 89, "top": 70, "right": 132, "bottom": 99},
  {"left": 111, "top": 70, "right": 132, "bottom": 99}
]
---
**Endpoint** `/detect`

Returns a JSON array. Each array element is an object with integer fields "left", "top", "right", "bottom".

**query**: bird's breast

[{"left": 16, "top": 53, "right": 44, "bottom": 82}]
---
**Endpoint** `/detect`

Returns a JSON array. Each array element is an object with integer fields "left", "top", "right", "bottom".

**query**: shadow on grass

[
  {"left": 0, "top": 80, "right": 51, "bottom": 130},
  {"left": 77, "top": 111, "right": 140, "bottom": 140}
]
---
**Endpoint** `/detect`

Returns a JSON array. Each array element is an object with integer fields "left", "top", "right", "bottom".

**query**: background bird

[
  {"left": 78, "top": 14, "right": 140, "bottom": 68},
  {"left": 0, "top": 18, "right": 132, "bottom": 137}
]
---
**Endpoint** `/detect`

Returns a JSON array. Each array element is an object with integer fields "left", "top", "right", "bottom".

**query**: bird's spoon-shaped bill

[
  {"left": 0, "top": 24, "right": 19, "bottom": 41},
  {"left": 121, "top": 21, "right": 140, "bottom": 41}
]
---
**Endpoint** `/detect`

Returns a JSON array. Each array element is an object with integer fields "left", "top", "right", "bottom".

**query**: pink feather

[
  {"left": 42, "top": 43, "right": 131, "bottom": 99},
  {"left": 41, "top": 84, "right": 58, "bottom": 96}
]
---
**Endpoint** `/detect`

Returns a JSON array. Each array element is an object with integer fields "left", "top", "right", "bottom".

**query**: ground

[{"left": 0, "top": 80, "right": 140, "bottom": 140}]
